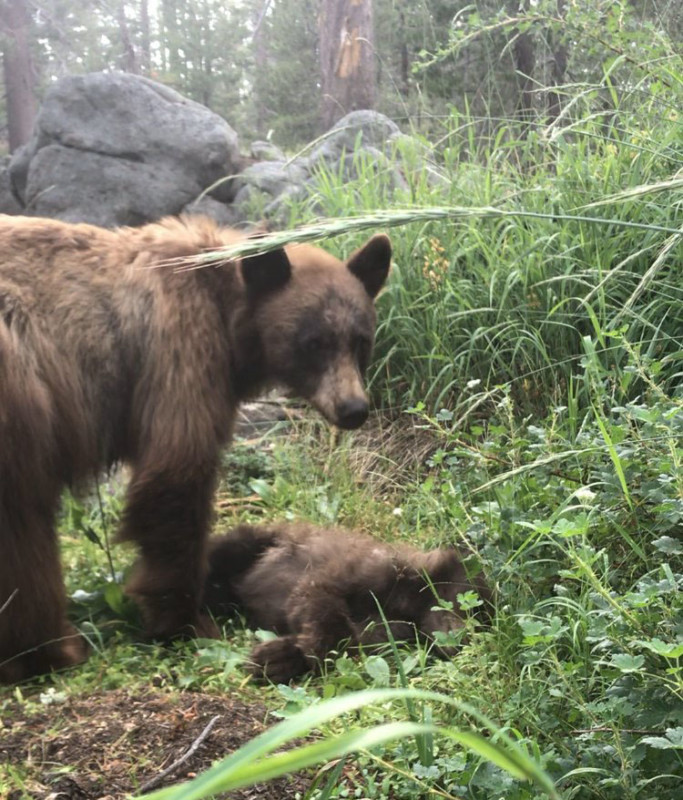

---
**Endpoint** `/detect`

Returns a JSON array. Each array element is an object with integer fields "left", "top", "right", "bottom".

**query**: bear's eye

[{"left": 302, "top": 333, "right": 333, "bottom": 355}]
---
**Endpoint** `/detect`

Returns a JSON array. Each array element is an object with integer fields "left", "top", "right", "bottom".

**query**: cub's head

[
  {"left": 240, "top": 234, "right": 391, "bottom": 429},
  {"left": 415, "top": 548, "right": 493, "bottom": 655}
]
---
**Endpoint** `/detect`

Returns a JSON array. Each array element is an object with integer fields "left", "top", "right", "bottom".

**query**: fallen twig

[{"left": 139, "top": 714, "right": 221, "bottom": 794}]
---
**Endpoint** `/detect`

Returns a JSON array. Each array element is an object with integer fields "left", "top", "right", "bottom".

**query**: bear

[
  {"left": 0, "top": 214, "right": 391, "bottom": 683},
  {"left": 202, "top": 522, "right": 493, "bottom": 683}
]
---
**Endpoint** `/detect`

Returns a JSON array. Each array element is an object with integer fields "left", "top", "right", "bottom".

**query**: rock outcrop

[
  {"left": 6, "top": 73, "right": 241, "bottom": 227},
  {"left": 1, "top": 73, "right": 444, "bottom": 229}
]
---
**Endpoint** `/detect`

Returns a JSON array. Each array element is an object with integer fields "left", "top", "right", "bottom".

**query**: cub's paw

[{"left": 248, "top": 637, "right": 310, "bottom": 683}]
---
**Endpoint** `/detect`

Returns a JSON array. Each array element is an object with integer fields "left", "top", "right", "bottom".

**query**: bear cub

[{"left": 203, "top": 522, "right": 492, "bottom": 683}]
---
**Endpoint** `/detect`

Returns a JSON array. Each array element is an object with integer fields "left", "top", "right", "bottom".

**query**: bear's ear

[
  {"left": 241, "top": 248, "right": 292, "bottom": 298},
  {"left": 423, "top": 549, "right": 464, "bottom": 584},
  {"left": 346, "top": 233, "right": 391, "bottom": 299}
]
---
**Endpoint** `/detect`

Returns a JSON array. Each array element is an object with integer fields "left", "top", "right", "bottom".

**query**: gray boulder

[
  {"left": 181, "top": 196, "right": 240, "bottom": 227},
  {"left": 235, "top": 112, "right": 406, "bottom": 224},
  {"left": 233, "top": 160, "right": 308, "bottom": 197},
  {"left": 232, "top": 160, "right": 308, "bottom": 219},
  {"left": 250, "top": 140, "right": 286, "bottom": 162},
  {"left": 0, "top": 160, "right": 23, "bottom": 214},
  {"left": 7, "top": 144, "right": 32, "bottom": 206},
  {"left": 15, "top": 72, "right": 241, "bottom": 227},
  {"left": 308, "top": 110, "right": 401, "bottom": 167}
]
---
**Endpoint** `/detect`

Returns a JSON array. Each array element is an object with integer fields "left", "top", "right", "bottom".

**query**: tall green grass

[
  {"left": 204, "top": 86, "right": 679, "bottom": 416},
  {"left": 192, "top": 104, "right": 682, "bottom": 417}
]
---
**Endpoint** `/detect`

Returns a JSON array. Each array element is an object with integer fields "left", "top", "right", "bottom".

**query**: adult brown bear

[
  {"left": 0, "top": 214, "right": 391, "bottom": 682},
  {"left": 203, "top": 523, "right": 492, "bottom": 683}
]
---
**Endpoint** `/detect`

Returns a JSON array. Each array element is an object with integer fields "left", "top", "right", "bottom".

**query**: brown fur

[
  {"left": 0, "top": 214, "right": 391, "bottom": 682},
  {"left": 203, "top": 523, "right": 493, "bottom": 683}
]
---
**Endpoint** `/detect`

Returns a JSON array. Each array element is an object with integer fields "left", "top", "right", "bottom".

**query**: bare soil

[{"left": 1, "top": 688, "right": 311, "bottom": 799}]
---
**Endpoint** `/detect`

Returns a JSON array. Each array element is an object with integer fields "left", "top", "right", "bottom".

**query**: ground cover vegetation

[{"left": 2, "top": 2, "right": 683, "bottom": 799}]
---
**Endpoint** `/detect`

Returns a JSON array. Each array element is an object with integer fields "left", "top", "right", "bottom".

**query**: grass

[
  {"left": 205, "top": 82, "right": 682, "bottom": 418},
  {"left": 4, "top": 342, "right": 680, "bottom": 799},
  {"left": 3, "top": 31, "right": 683, "bottom": 800}
]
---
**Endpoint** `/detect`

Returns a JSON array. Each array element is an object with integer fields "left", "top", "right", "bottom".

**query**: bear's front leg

[
  {"left": 248, "top": 586, "right": 361, "bottom": 683},
  {"left": 286, "top": 583, "right": 362, "bottom": 675},
  {"left": 121, "top": 462, "right": 220, "bottom": 640}
]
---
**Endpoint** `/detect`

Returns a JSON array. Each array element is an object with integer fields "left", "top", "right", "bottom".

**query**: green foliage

[
  {"left": 219, "top": 336, "right": 681, "bottom": 799},
  {"left": 252, "top": 0, "right": 321, "bottom": 144},
  {"left": 33, "top": 329, "right": 683, "bottom": 800},
  {"left": 259, "top": 95, "right": 682, "bottom": 416},
  {"left": 220, "top": 442, "right": 275, "bottom": 497},
  {"left": 59, "top": 479, "right": 140, "bottom": 635},
  {"left": 137, "top": 688, "right": 559, "bottom": 800}
]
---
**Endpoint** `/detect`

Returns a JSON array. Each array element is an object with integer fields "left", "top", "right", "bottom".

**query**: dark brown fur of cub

[
  {"left": 204, "top": 523, "right": 492, "bottom": 683},
  {"left": 0, "top": 214, "right": 390, "bottom": 682}
]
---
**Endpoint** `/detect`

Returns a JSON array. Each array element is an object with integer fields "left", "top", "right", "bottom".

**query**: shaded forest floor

[
  {"left": 2, "top": 689, "right": 311, "bottom": 800},
  {"left": 2, "top": 398, "right": 682, "bottom": 800}
]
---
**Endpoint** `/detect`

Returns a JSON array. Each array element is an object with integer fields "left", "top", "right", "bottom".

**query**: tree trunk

[
  {"left": 547, "top": 0, "right": 568, "bottom": 122},
  {"left": 0, "top": 0, "right": 37, "bottom": 152},
  {"left": 162, "top": 0, "right": 183, "bottom": 77},
  {"left": 252, "top": 0, "right": 272, "bottom": 138},
  {"left": 398, "top": 3, "right": 409, "bottom": 97},
  {"left": 117, "top": 1, "right": 139, "bottom": 74},
  {"left": 140, "top": 0, "right": 151, "bottom": 74},
  {"left": 513, "top": 27, "right": 535, "bottom": 129},
  {"left": 319, "top": 0, "right": 376, "bottom": 130}
]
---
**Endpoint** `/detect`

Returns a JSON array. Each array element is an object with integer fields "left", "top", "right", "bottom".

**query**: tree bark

[
  {"left": 0, "top": 0, "right": 37, "bottom": 152},
  {"left": 140, "top": 0, "right": 151, "bottom": 74},
  {"left": 547, "top": 0, "right": 568, "bottom": 122},
  {"left": 513, "top": 25, "right": 535, "bottom": 128},
  {"left": 162, "top": 0, "right": 183, "bottom": 77},
  {"left": 319, "top": 0, "right": 376, "bottom": 130},
  {"left": 117, "top": 1, "right": 139, "bottom": 74},
  {"left": 252, "top": 0, "right": 272, "bottom": 138},
  {"left": 398, "top": 3, "right": 409, "bottom": 97}
]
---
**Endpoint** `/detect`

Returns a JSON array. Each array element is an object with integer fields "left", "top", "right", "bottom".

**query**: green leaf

[
  {"left": 82, "top": 525, "right": 103, "bottom": 548},
  {"left": 610, "top": 654, "right": 645, "bottom": 673},
  {"left": 365, "top": 655, "right": 391, "bottom": 687},
  {"left": 205, "top": 723, "right": 434, "bottom": 793},
  {"left": 553, "top": 515, "right": 589, "bottom": 538},
  {"left": 641, "top": 728, "right": 683, "bottom": 750},
  {"left": 103, "top": 581, "right": 126, "bottom": 615},
  {"left": 457, "top": 590, "right": 484, "bottom": 610},
  {"left": 592, "top": 406, "right": 633, "bottom": 510},
  {"left": 652, "top": 536, "right": 683, "bottom": 555},
  {"left": 248, "top": 478, "right": 273, "bottom": 501},
  {"left": 136, "top": 688, "right": 560, "bottom": 800},
  {"left": 637, "top": 639, "right": 683, "bottom": 659}
]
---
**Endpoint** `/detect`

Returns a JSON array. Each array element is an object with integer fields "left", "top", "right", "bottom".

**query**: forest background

[{"left": 0, "top": 0, "right": 680, "bottom": 151}]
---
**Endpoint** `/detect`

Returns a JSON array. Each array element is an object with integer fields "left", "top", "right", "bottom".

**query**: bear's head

[{"left": 238, "top": 234, "right": 391, "bottom": 429}]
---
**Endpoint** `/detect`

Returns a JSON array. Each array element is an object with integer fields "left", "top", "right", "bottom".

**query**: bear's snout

[{"left": 335, "top": 396, "right": 369, "bottom": 429}]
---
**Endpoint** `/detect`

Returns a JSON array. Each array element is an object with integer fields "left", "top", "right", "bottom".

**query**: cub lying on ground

[{"left": 203, "top": 522, "right": 493, "bottom": 682}]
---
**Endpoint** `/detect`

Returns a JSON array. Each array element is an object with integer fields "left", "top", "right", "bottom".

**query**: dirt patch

[{"left": 1, "top": 688, "right": 311, "bottom": 799}]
